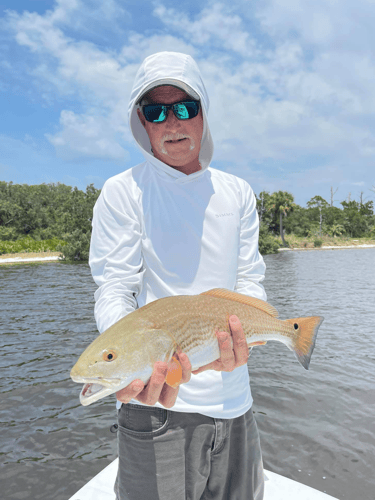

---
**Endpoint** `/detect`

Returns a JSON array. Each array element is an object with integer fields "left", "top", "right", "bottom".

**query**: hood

[{"left": 128, "top": 52, "right": 214, "bottom": 182}]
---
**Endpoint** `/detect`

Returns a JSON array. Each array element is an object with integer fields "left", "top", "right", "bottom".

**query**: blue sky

[{"left": 1, "top": 0, "right": 374, "bottom": 207}]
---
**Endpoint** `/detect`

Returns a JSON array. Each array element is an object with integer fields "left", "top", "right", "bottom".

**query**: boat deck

[{"left": 69, "top": 458, "right": 339, "bottom": 499}]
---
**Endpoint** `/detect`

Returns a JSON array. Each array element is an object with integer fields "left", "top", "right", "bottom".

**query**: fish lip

[
  {"left": 70, "top": 375, "right": 122, "bottom": 387},
  {"left": 71, "top": 373, "right": 125, "bottom": 405},
  {"left": 79, "top": 382, "right": 115, "bottom": 406},
  {"left": 77, "top": 377, "right": 132, "bottom": 406}
]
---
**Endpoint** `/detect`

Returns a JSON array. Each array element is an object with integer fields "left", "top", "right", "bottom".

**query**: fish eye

[
  {"left": 103, "top": 349, "right": 117, "bottom": 362},
  {"left": 294, "top": 323, "right": 299, "bottom": 330}
]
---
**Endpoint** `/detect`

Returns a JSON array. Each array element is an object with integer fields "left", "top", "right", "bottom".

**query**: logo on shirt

[{"left": 215, "top": 212, "right": 234, "bottom": 218}]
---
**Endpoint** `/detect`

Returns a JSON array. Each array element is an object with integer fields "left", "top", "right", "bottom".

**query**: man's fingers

[
  {"left": 178, "top": 352, "right": 192, "bottom": 383},
  {"left": 117, "top": 354, "right": 192, "bottom": 409},
  {"left": 136, "top": 361, "right": 168, "bottom": 406},
  {"left": 158, "top": 383, "right": 179, "bottom": 408},
  {"left": 193, "top": 321, "right": 247, "bottom": 374},
  {"left": 216, "top": 331, "right": 235, "bottom": 369},
  {"left": 229, "top": 315, "right": 249, "bottom": 366},
  {"left": 193, "top": 331, "right": 237, "bottom": 374},
  {"left": 192, "top": 359, "right": 221, "bottom": 375},
  {"left": 191, "top": 318, "right": 266, "bottom": 377},
  {"left": 116, "top": 379, "right": 145, "bottom": 404},
  {"left": 158, "top": 352, "right": 191, "bottom": 408}
]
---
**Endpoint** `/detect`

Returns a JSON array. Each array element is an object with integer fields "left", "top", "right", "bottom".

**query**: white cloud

[
  {"left": 119, "top": 33, "right": 196, "bottom": 63},
  {"left": 2, "top": 0, "right": 374, "bottom": 203},
  {"left": 153, "top": 3, "right": 257, "bottom": 57},
  {"left": 256, "top": 0, "right": 375, "bottom": 49},
  {"left": 9, "top": 12, "right": 125, "bottom": 102},
  {"left": 4, "top": 3, "right": 201, "bottom": 161},
  {"left": 46, "top": 110, "right": 129, "bottom": 160},
  {"left": 254, "top": 0, "right": 375, "bottom": 115}
]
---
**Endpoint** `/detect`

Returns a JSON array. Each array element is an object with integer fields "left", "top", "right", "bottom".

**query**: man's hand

[
  {"left": 116, "top": 351, "right": 192, "bottom": 409},
  {"left": 191, "top": 315, "right": 266, "bottom": 375},
  {"left": 116, "top": 316, "right": 265, "bottom": 406}
]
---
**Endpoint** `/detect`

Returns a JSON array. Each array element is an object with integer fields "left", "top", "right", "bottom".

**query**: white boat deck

[{"left": 69, "top": 458, "right": 339, "bottom": 500}]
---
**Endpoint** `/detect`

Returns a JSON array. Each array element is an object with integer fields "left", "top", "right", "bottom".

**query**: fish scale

[
  {"left": 139, "top": 295, "right": 295, "bottom": 352},
  {"left": 70, "top": 288, "right": 324, "bottom": 406}
]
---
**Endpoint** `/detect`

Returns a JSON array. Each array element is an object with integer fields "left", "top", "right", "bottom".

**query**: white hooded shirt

[{"left": 89, "top": 52, "right": 267, "bottom": 419}]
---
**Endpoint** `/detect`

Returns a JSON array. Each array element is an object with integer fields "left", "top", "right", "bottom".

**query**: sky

[{"left": 1, "top": 0, "right": 374, "bottom": 208}]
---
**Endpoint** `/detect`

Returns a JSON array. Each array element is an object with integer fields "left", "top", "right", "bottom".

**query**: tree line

[
  {"left": 257, "top": 190, "right": 374, "bottom": 253},
  {"left": 0, "top": 181, "right": 100, "bottom": 261},
  {"left": 0, "top": 181, "right": 374, "bottom": 260}
]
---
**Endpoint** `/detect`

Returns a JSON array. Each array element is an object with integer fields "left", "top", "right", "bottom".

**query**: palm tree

[
  {"left": 328, "top": 224, "right": 344, "bottom": 237},
  {"left": 269, "top": 191, "right": 296, "bottom": 246}
]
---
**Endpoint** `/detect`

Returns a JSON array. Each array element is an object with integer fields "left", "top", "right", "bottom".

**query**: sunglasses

[{"left": 142, "top": 100, "right": 200, "bottom": 123}]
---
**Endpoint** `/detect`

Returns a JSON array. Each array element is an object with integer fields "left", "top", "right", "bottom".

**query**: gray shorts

[{"left": 114, "top": 403, "right": 264, "bottom": 500}]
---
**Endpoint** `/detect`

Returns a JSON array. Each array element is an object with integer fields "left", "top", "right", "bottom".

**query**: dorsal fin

[{"left": 200, "top": 288, "right": 279, "bottom": 318}]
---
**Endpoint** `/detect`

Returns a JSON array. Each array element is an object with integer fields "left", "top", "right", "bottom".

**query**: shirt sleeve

[
  {"left": 89, "top": 180, "right": 144, "bottom": 334},
  {"left": 235, "top": 181, "right": 267, "bottom": 302}
]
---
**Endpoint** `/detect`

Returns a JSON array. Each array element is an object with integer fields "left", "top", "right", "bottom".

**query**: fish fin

[
  {"left": 200, "top": 288, "right": 279, "bottom": 318},
  {"left": 165, "top": 356, "right": 183, "bottom": 388},
  {"left": 285, "top": 316, "right": 324, "bottom": 370}
]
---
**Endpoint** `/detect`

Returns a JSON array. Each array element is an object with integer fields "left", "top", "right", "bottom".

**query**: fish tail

[{"left": 285, "top": 316, "right": 324, "bottom": 370}]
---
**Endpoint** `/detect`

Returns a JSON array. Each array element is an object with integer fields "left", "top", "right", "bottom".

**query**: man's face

[{"left": 137, "top": 85, "right": 203, "bottom": 170}]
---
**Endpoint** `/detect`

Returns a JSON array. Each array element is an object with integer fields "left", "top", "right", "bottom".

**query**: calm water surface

[{"left": 1, "top": 249, "right": 374, "bottom": 499}]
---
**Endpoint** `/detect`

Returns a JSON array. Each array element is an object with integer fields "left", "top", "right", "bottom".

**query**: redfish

[{"left": 70, "top": 288, "right": 324, "bottom": 406}]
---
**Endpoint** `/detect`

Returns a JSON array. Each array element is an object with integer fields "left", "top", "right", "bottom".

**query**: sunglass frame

[{"left": 142, "top": 100, "right": 200, "bottom": 123}]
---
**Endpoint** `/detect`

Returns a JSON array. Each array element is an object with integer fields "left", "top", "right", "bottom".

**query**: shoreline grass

[
  {"left": 1, "top": 236, "right": 374, "bottom": 267},
  {"left": 274, "top": 235, "right": 375, "bottom": 249},
  {"left": 0, "top": 237, "right": 67, "bottom": 256},
  {"left": 0, "top": 250, "right": 63, "bottom": 259}
]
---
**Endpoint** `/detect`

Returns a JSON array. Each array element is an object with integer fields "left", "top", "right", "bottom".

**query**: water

[{"left": 0, "top": 249, "right": 374, "bottom": 499}]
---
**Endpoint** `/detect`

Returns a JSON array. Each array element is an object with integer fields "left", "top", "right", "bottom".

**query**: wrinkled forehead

[{"left": 142, "top": 85, "right": 193, "bottom": 105}]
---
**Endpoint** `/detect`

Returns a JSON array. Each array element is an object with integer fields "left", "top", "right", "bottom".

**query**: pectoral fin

[{"left": 165, "top": 355, "right": 183, "bottom": 388}]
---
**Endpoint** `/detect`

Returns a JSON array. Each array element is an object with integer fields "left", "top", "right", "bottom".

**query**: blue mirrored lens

[
  {"left": 175, "top": 102, "right": 199, "bottom": 119},
  {"left": 144, "top": 107, "right": 167, "bottom": 123},
  {"left": 143, "top": 101, "right": 199, "bottom": 123},
  {"left": 174, "top": 103, "right": 190, "bottom": 119}
]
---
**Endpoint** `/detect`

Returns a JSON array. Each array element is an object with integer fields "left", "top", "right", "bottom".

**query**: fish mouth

[
  {"left": 71, "top": 375, "right": 123, "bottom": 406},
  {"left": 79, "top": 382, "right": 115, "bottom": 406}
]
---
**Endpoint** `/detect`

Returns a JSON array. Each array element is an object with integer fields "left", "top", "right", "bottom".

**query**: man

[{"left": 89, "top": 51, "right": 267, "bottom": 500}]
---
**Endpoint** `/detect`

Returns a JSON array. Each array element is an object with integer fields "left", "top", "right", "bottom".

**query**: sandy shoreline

[
  {"left": 1, "top": 244, "right": 374, "bottom": 265},
  {"left": 278, "top": 243, "right": 375, "bottom": 252},
  {"left": 0, "top": 251, "right": 63, "bottom": 265}
]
